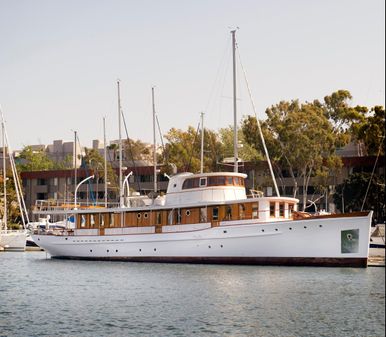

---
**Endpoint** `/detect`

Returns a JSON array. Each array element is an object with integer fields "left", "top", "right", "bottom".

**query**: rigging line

[
  {"left": 186, "top": 121, "right": 201, "bottom": 172},
  {"left": 361, "top": 135, "right": 385, "bottom": 211},
  {"left": 120, "top": 109, "right": 142, "bottom": 192},
  {"left": 75, "top": 134, "right": 96, "bottom": 203},
  {"left": 217, "top": 47, "right": 232, "bottom": 128},
  {"left": 155, "top": 114, "right": 166, "bottom": 160},
  {"left": 205, "top": 35, "right": 232, "bottom": 114},
  {"left": 236, "top": 46, "right": 281, "bottom": 197}
]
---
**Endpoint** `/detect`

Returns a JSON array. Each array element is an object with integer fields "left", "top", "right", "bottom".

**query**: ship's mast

[
  {"left": 152, "top": 87, "right": 157, "bottom": 194},
  {"left": 2, "top": 117, "right": 7, "bottom": 231},
  {"left": 231, "top": 29, "right": 238, "bottom": 173},
  {"left": 117, "top": 80, "right": 123, "bottom": 207},
  {"left": 200, "top": 112, "right": 204, "bottom": 174},
  {"left": 103, "top": 117, "right": 108, "bottom": 207},
  {"left": 73, "top": 130, "right": 77, "bottom": 204}
]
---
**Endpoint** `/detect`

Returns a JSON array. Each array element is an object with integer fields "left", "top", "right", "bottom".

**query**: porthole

[
  {"left": 139, "top": 249, "right": 142, "bottom": 252},
  {"left": 208, "top": 245, "right": 211, "bottom": 248},
  {"left": 90, "top": 249, "right": 92, "bottom": 252},
  {"left": 186, "top": 210, "right": 191, "bottom": 217},
  {"left": 319, "top": 225, "right": 323, "bottom": 228},
  {"left": 107, "top": 249, "right": 109, "bottom": 252},
  {"left": 261, "top": 229, "right": 265, "bottom": 232},
  {"left": 116, "top": 250, "right": 118, "bottom": 252},
  {"left": 154, "top": 248, "right": 157, "bottom": 251},
  {"left": 65, "top": 238, "right": 68, "bottom": 240},
  {"left": 275, "top": 228, "right": 278, "bottom": 231},
  {"left": 289, "top": 227, "right": 292, "bottom": 230},
  {"left": 347, "top": 234, "right": 353, "bottom": 241},
  {"left": 137, "top": 213, "right": 142, "bottom": 219},
  {"left": 223, "top": 230, "right": 227, "bottom": 233},
  {"left": 144, "top": 213, "right": 148, "bottom": 219},
  {"left": 304, "top": 226, "right": 307, "bottom": 229},
  {"left": 220, "top": 245, "right": 223, "bottom": 248}
]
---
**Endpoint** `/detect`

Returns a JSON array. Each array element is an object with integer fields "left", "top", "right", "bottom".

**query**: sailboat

[
  {"left": 30, "top": 31, "right": 372, "bottom": 267},
  {"left": 0, "top": 110, "right": 27, "bottom": 251}
]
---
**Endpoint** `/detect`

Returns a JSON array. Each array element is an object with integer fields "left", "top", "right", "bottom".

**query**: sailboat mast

[
  {"left": 103, "top": 117, "right": 108, "bottom": 207},
  {"left": 200, "top": 112, "right": 204, "bottom": 174},
  {"left": 231, "top": 29, "right": 238, "bottom": 173},
  {"left": 2, "top": 118, "right": 7, "bottom": 231},
  {"left": 152, "top": 87, "right": 157, "bottom": 194},
  {"left": 74, "top": 130, "right": 77, "bottom": 204},
  {"left": 117, "top": 80, "right": 123, "bottom": 206}
]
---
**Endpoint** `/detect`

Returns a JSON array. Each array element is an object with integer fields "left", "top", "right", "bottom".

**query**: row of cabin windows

[
  {"left": 182, "top": 176, "right": 245, "bottom": 190},
  {"left": 77, "top": 202, "right": 261, "bottom": 228},
  {"left": 269, "top": 202, "right": 295, "bottom": 217}
]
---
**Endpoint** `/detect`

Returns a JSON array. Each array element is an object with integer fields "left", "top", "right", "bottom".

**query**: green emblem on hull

[{"left": 341, "top": 229, "right": 359, "bottom": 253}]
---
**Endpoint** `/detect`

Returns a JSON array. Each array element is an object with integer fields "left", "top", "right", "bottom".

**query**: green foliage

[
  {"left": 0, "top": 173, "right": 22, "bottom": 226},
  {"left": 83, "top": 148, "right": 118, "bottom": 190},
  {"left": 353, "top": 106, "right": 385, "bottom": 156},
  {"left": 17, "top": 146, "right": 55, "bottom": 171},
  {"left": 333, "top": 173, "right": 385, "bottom": 220},
  {"left": 242, "top": 92, "right": 351, "bottom": 208}
]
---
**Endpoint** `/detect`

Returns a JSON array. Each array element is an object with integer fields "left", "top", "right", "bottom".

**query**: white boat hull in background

[{"left": 0, "top": 231, "right": 27, "bottom": 251}]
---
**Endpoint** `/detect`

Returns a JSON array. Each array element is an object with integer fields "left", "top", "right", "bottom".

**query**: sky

[{"left": 0, "top": 0, "right": 384, "bottom": 150}]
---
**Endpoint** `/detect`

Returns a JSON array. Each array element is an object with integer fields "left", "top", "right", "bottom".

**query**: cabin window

[
  {"left": 199, "top": 178, "right": 207, "bottom": 187},
  {"left": 186, "top": 210, "right": 191, "bottom": 217},
  {"left": 99, "top": 214, "right": 105, "bottom": 227},
  {"left": 239, "top": 204, "right": 245, "bottom": 219},
  {"left": 137, "top": 213, "right": 142, "bottom": 219},
  {"left": 168, "top": 210, "right": 174, "bottom": 225},
  {"left": 143, "top": 213, "right": 149, "bottom": 219},
  {"left": 90, "top": 215, "right": 95, "bottom": 227},
  {"left": 200, "top": 207, "right": 207, "bottom": 222},
  {"left": 81, "top": 215, "right": 86, "bottom": 227},
  {"left": 110, "top": 214, "right": 115, "bottom": 227},
  {"left": 270, "top": 203, "right": 276, "bottom": 217},
  {"left": 177, "top": 209, "right": 182, "bottom": 224},
  {"left": 156, "top": 212, "right": 162, "bottom": 225},
  {"left": 288, "top": 204, "right": 294, "bottom": 217},
  {"left": 212, "top": 207, "right": 219, "bottom": 221},
  {"left": 227, "top": 177, "right": 233, "bottom": 185},
  {"left": 252, "top": 202, "right": 259, "bottom": 219},
  {"left": 279, "top": 203, "right": 285, "bottom": 217},
  {"left": 225, "top": 206, "right": 232, "bottom": 220}
]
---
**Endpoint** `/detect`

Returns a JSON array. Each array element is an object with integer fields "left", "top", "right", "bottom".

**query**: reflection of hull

[
  {"left": 0, "top": 231, "right": 27, "bottom": 251},
  {"left": 33, "top": 212, "right": 372, "bottom": 267}
]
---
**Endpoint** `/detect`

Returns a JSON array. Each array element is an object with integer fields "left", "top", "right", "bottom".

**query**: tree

[
  {"left": 242, "top": 95, "right": 346, "bottom": 209},
  {"left": 17, "top": 146, "right": 55, "bottom": 171},
  {"left": 0, "top": 173, "right": 22, "bottom": 228},
  {"left": 333, "top": 173, "right": 385, "bottom": 223},
  {"left": 353, "top": 106, "right": 385, "bottom": 156}
]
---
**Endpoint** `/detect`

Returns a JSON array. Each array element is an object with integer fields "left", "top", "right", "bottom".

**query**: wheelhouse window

[
  {"left": 200, "top": 207, "right": 207, "bottom": 222},
  {"left": 225, "top": 206, "right": 232, "bottom": 220},
  {"left": 199, "top": 178, "right": 207, "bottom": 187},
  {"left": 182, "top": 178, "right": 200, "bottom": 189},
  {"left": 288, "top": 203, "right": 294, "bottom": 217}
]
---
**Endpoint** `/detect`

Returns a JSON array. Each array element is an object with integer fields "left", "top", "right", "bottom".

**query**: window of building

[
  {"left": 37, "top": 178, "right": 47, "bottom": 186},
  {"left": 36, "top": 193, "right": 47, "bottom": 200}
]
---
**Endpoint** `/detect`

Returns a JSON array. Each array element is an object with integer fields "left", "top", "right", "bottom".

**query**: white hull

[
  {"left": 0, "top": 230, "right": 27, "bottom": 251},
  {"left": 32, "top": 212, "right": 372, "bottom": 267}
]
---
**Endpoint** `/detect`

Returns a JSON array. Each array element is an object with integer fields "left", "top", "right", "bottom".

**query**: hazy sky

[{"left": 0, "top": 0, "right": 384, "bottom": 150}]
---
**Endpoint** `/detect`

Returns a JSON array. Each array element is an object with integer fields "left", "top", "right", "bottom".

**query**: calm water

[{"left": 0, "top": 252, "right": 384, "bottom": 337}]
